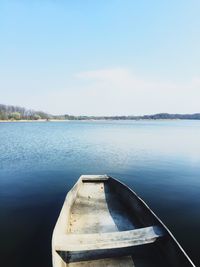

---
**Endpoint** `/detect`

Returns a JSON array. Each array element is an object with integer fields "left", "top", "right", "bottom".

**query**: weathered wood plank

[
  {"left": 81, "top": 175, "right": 109, "bottom": 182},
  {"left": 55, "top": 226, "right": 163, "bottom": 252}
]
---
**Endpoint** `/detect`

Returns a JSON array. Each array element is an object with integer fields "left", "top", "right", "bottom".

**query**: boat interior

[{"left": 53, "top": 175, "right": 194, "bottom": 267}]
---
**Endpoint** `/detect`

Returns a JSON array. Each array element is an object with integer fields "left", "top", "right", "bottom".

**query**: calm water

[{"left": 0, "top": 120, "right": 200, "bottom": 267}]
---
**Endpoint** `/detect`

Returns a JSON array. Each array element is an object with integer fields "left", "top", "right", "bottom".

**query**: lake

[{"left": 0, "top": 120, "right": 199, "bottom": 267}]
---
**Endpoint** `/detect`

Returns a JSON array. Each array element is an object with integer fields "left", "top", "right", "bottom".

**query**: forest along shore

[
  {"left": 0, "top": 119, "right": 69, "bottom": 123},
  {"left": 1, "top": 104, "right": 200, "bottom": 121}
]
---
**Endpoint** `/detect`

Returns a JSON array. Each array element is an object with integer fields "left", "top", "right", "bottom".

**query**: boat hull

[{"left": 52, "top": 175, "right": 195, "bottom": 267}]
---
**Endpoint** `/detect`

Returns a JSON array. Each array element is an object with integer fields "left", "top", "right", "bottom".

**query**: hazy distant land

[{"left": 1, "top": 103, "right": 200, "bottom": 121}]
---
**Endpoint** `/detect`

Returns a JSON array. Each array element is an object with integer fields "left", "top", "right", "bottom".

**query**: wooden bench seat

[{"left": 55, "top": 225, "right": 163, "bottom": 252}]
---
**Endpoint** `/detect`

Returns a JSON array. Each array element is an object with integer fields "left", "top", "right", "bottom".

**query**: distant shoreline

[
  {"left": 0, "top": 118, "right": 199, "bottom": 123},
  {"left": 1, "top": 104, "right": 200, "bottom": 121}
]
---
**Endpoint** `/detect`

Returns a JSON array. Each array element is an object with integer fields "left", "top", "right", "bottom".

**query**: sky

[{"left": 0, "top": 0, "right": 200, "bottom": 116}]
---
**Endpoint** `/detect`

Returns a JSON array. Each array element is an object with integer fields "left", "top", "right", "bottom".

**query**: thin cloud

[
  {"left": 3, "top": 67, "right": 199, "bottom": 116},
  {"left": 76, "top": 68, "right": 178, "bottom": 90},
  {"left": 70, "top": 68, "right": 200, "bottom": 115}
]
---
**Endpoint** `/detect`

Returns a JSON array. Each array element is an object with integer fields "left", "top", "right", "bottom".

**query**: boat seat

[{"left": 55, "top": 226, "right": 164, "bottom": 263}]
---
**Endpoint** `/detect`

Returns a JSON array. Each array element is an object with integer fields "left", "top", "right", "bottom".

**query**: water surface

[{"left": 0, "top": 120, "right": 199, "bottom": 266}]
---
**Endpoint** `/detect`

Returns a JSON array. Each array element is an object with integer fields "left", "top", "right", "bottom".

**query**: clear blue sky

[{"left": 0, "top": 0, "right": 200, "bottom": 115}]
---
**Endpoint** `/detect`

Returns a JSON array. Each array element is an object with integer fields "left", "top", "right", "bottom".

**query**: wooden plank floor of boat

[
  {"left": 68, "top": 181, "right": 136, "bottom": 234},
  {"left": 68, "top": 256, "right": 134, "bottom": 267}
]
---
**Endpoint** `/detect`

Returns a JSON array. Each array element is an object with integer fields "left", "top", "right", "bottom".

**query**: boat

[{"left": 52, "top": 175, "right": 196, "bottom": 267}]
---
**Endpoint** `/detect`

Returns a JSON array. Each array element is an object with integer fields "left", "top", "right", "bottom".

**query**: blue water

[{"left": 0, "top": 120, "right": 199, "bottom": 266}]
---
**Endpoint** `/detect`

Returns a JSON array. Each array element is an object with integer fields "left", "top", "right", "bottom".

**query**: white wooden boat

[{"left": 52, "top": 175, "right": 196, "bottom": 267}]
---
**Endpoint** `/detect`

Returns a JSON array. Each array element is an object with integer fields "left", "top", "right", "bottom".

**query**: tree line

[
  {"left": 1, "top": 104, "right": 200, "bottom": 120},
  {"left": 0, "top": 104, "right": 50, "bottom": 120}
]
